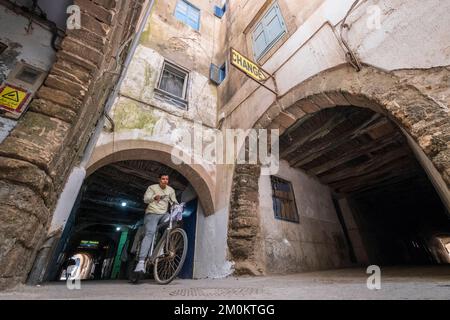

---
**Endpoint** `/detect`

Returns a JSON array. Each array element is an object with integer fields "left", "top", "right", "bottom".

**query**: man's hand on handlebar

[{"left": 154, "top": 195, "right": 168, "bottom": 202}]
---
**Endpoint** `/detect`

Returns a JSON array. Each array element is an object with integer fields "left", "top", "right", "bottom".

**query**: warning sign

[{"left": 0, "top": 83, "right": 31, "bottom": 114}]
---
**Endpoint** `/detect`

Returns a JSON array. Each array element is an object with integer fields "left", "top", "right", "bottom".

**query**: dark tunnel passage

[{"left": 48, "top": 160, "right": 198, "bottom": 282}]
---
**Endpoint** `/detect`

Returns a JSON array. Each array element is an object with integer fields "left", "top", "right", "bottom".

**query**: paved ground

[{"left": 1, "top": 266, "right": 449, "bottom": 300}]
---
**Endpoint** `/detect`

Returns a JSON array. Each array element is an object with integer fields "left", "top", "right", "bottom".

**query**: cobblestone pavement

[{"left": 1, "top": 266, "right": 449, "bottom": 300}]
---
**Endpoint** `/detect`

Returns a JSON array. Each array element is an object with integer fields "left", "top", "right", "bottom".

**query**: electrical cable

[{"left": 339, "top": 0, "right": 367, "bottom": 72}]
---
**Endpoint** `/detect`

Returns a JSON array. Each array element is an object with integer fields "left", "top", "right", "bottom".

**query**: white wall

[
  {"left": 193, "top": 204, "right": 233, "bottom": 278},
  {"left": 347, "top": 0, "right": 450, "bottom": 70}
]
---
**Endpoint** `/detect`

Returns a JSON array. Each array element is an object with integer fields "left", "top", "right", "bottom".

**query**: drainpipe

[{"left": 27, "top": 0, "right": 156, "bottom": 285}]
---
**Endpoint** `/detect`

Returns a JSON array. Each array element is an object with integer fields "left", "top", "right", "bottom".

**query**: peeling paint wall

[{"left": 119, "top": 46, "right": 217, "bottom": 127}]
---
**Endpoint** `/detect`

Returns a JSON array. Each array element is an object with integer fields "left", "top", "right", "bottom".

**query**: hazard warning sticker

[{"left": 0, "top": 83, "right": 31, "bottom": 115}]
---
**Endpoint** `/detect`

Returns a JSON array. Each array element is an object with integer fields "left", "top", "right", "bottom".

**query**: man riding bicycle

[{"left": 134, "top": 173, "right": 178, "bottom": 273}]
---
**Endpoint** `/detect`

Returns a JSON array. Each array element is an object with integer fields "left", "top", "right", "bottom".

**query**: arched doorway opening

[
  {"left": 59, "top": 252, "right": 94, "bottom": 281},
  {"left": 49, "top": 159, "right": 201, "bottom": 282},
  {"left": 228, "top": 66, "right": 450, "bottom": 275}
]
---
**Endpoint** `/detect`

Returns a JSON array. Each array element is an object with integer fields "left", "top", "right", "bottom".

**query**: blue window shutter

[
  {"left": 175, "top": 1, "right": 188, "bottom": 20},
  {"left": 214, "top": 5, "right": 224, "bottom": 18},
  {"left": 263, "top": 4, "right": 285, "bottom": 46},
  {"left": 175, "top": 0, "right": 200, "bottom": 31},
  {"left": 187, "top": 5, "right": 200, "bottom": 30},
  {"left": 253, "top": 22, "right": 268, "bottom": 58},
  {"left": 219, "top": 64, "right": 226, "bottom": 82},
  {"left": 210, "top": 63, "right": 226, "bottom": 85},
  {"left": 210, "top": 64, "right": 220, "bottom": 85},
  {"left": 252, "top": 3, "right": 286, "bottom": 59}
]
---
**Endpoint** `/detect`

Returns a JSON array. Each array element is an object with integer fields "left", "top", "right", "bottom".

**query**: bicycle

[{"left": 129, "top": 203, "right": 188, "bottom": 285}]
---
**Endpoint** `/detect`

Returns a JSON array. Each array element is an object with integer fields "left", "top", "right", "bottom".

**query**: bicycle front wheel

[{"left": 154, "top": 228, "right": 188, "bottom": 285}]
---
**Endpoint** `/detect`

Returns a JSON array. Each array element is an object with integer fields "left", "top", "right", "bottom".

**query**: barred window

[
  {"left": 155, "top": 61, "right": 189, "bottom": 109},
  {"left": 271, "top": 176, "right": 299, "bottom": 223}
]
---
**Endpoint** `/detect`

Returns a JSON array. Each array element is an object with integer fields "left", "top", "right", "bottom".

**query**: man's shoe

[{"left": 134, "top": 260, "right": 146, "bottom": 273}]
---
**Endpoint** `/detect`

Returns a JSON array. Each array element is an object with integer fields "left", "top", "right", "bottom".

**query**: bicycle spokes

[{"left": 154, "top": 229, "right": 187, "bottom": 284}]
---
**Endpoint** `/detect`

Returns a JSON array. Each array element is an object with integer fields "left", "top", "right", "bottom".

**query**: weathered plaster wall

[
  {"left": 102, "top": 95, "right": 218, "bottom": 181},
  {"left": 125, "top": 0, "right": 223, "bottom": 128},
  {"left": 259, "top": 160, "right": 352, "bottom": 273},
  {"left": 119, "top": 46, "right": 216, "bottom": 127},
  {"left": 140, "top": 0, "right": 219, "bottom": 77}
]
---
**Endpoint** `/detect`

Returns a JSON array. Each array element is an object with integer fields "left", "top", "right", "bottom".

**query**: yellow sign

[
  {"left": 0, "top": 84, "right": 31, "bottom": 114},
  {"left": 230, "top": 48, "right": 270, "bottom": 82}
]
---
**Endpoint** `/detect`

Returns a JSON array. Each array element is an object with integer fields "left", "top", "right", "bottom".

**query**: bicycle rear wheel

[{"left": 154, "top": 228, "right": 187, "bottom": 285}]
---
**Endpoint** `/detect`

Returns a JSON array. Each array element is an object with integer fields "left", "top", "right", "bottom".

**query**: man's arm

[{"left": 143, "top": 186, "right": 155, "bottom": 204}]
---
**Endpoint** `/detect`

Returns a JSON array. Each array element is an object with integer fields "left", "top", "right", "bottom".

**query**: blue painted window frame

[
  {"left": 219, "top": 63, "right": 226, "bottom": 82},
  {"left": 252, "top": 2, "right": 287, "bottom": 61},
  {"left": 209, "top": 62, "right": 226, "bottom": 85},
  {"left": 175, "top": 0, "right": 201, "bottom": 31},
  {"left": 214, "top": 3, "right": 226, "bottom": 18}
]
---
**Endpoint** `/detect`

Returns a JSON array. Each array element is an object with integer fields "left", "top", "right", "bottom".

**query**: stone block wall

[
  {"left": 0, "top": 0, "right": 145, "bottom": 290},
  {"left": 227, "top": 164, "right": 266, "bottom": 275}
]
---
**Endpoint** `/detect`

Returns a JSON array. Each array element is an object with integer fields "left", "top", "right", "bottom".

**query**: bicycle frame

[
  {"left": 146, "top": 212, "right": 176, "bottom": 264},
  {"left": 130, "top": 206, "right": 187, "bottom": 284}
]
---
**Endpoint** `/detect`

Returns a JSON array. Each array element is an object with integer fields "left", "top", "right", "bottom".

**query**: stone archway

[
  {"left": 228, "top": 64, "right": 450, "bottom": 275},
  {"left": 87, "top": 140, "right": 216, "bottom": 216}
]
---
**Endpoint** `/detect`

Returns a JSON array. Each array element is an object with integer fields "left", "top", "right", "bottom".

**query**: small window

[
  {"left": 252, "top": 2, "right": 286, "bottom": 60},
  {"left": 271, "top": 176, "right": 299, "bottom": 223},
  {"left": 210, "top": 63, "right": 226, "bottom": 85},
  {"left": 175, "top": 0, "right": 201, "bottom": 31},
  {"left": 214, "top": 3, "right": 226, "bottom": 18},
  {"left": 155, "top": 61, "right": 189, "bottom": 109}
]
